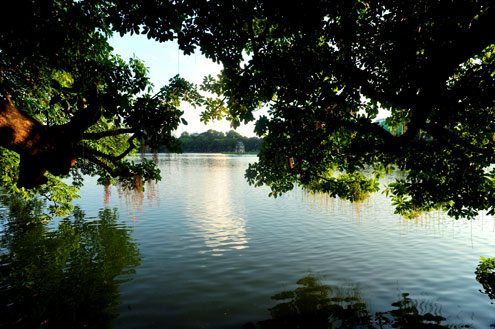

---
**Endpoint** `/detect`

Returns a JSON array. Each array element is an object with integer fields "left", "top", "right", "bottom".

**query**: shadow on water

[
  {"left": 476, "top": 257, "right": 495, "bottom": 303},
  {"left": 0, "top": 206, "right": 140, "bottom": 329},
  {"left": 475, "top": 257, "right": 495, "bottom": 327},
  {"left": 243, "top": 276, "right": 472, "bottom": 329}
]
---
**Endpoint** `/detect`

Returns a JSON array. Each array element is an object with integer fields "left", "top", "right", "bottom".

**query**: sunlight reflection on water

[{"left": 70, "top": 153, "right": 495, "bottom": 329}]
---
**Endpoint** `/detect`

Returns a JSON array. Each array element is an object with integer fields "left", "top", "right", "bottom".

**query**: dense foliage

[
  {"left": 110, "top": 0, "right": 495, "bottom": 218},
  {"left": 0, "top": 0, "right": 201, "bottom": 218},
  {"left": 2, "top": 1, "right": 495, "bottom": 219},
  {"left": 176, "top": 130, "right": 262, "bottom": 153}
]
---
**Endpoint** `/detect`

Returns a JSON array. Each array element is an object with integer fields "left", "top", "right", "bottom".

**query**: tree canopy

[
  {"left": 1, "top": 0, "right": 495, "bottom": 219},
  {"left": 0, "top": 0, "right": 201, "bottom": 217},
  {"left": 110, "top": 0, "right": 495, "bottom": 218}
]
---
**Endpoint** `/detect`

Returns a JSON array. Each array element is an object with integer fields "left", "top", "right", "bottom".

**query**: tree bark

[{"left": 0, "top": 95, "right": 77, "bottom": 188}]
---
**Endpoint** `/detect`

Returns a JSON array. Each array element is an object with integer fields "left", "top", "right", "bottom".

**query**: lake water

[{"left": 2, "top": 153, "right": 495, "bottom": 328}]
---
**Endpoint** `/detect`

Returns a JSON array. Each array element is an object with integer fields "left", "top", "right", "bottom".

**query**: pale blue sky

[{"left": 109, "top": 34, "right": 257, "bottom": 137}]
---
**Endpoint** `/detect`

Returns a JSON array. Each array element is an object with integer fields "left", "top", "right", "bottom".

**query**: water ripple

[{"left": 73, "top": 154, "right": 495, "bottom": 329}]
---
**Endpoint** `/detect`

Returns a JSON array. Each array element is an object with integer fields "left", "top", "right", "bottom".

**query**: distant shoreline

[
  {"left": 149, "top": 151, "right": 259, "bottom": 155},
  {"left": 152, "top": 129, "right": 263, "bottom": 154}
]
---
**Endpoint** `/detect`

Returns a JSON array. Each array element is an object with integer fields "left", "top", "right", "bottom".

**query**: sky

[
  {"left": 109, "top": 34, "right": 390, "bottom": 138},
  {"left": 109, "top": 34, "right": 258, "bottom": 137}
]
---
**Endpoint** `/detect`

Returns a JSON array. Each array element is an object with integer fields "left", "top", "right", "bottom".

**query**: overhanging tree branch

[
  {"left": 80, "top": 153, "right": 131, "bottom": 178},
  {"left": 79, "top": 134, "right": 137, "bottom": 163},
  {"left": 62, "top": 88, "right": 103, "bottom": 139},
  {"left": 425, "top": 123, "right": 495, "bottom": 160},
  {"left": 83, "top": 128, "right": 135, "bottom": 140}
]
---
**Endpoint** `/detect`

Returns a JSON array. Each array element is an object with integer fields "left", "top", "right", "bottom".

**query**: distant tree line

[{"left": 170, "top": 130, "right": 262, "bottom": 153}]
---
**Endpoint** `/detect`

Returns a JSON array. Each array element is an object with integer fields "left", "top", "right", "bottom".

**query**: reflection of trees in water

[
  {"left": 302, "top": 189, "right": 495, "bottom": 238},
  {"left": 102, "top": 154, "right": 161, "bottom": 221},
  {"left": 244, "top": 276, "right": 470, "bottom": 329},
  {"left": 375, "top": 293, "right": 454, "bottom": 329},
  {"left": 476, "top": 257, "right": 495, "bottom": 302},
  {"left": 475, "top": 257, "right": 495, "bottom": 327},
  {"left": 0, "top": 207, "right": 140, "bottom": 329},
  {"left": 114, "top": 179, "right": 159, "bottom": 223}
]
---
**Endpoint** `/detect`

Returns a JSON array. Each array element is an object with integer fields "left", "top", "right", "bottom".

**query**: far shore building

[{"left": 234, "top": 141, "right": 245, "bottom": 153}]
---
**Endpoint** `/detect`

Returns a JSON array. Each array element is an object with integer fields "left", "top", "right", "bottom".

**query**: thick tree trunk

[
  {"left": 0, "top": 95, "right": 41, "bottom": 152},
  {"left": 0, "top": 95, "right": 77, "bottom": 188}
]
